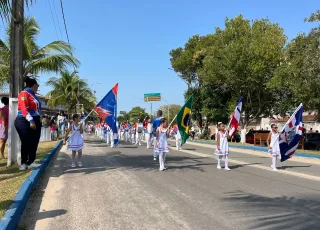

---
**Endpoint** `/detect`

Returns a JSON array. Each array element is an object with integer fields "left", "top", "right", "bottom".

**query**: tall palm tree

[
  {"left": 0, "top": 0, "right": 33, "bottom": 22},
  {"left": 46, "top": 70, "right": 96, "bottom": 113},
  {"left": 0, "top": 16, "right": 80, "bottom": 87},
  {"left": 0, "top": 0, "right": 10, "bottom": 21}
]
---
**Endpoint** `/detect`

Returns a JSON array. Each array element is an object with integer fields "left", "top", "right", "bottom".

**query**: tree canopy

[{"left": 170, "top": 12, "right": 320, "bottom": 131}]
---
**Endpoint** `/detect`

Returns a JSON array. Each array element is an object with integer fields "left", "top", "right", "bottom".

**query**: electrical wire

[
  {"left": 47, "top": 0, "right": 59, "bottom": 40},
  {"left": 52, "top": 0, "right": 64, "bottom": 40},
  {"left": 59, "top": 0, "right": 72, "bottom": 52}
]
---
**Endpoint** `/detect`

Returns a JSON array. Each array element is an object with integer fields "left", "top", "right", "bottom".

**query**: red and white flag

[{"left": 228, "top": 97, "right": 242, "bottom": 136}]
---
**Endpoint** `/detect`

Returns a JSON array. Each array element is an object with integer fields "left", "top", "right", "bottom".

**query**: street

[{"left": 19, "top": 135, "right": 320, "bottom": 230}]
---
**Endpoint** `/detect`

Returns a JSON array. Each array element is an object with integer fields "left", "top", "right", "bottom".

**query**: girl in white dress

[
  {"left": 155, "top": 118, "right": 170, "bottom": 171},
  {"left": 267, "top": 124, "right": 280, "bottom": 171},
  {"left": 64, "top": 114, "right": 84, "bottom": 168},
  {"left": 215, "top": 123, "right": 231, "bottom": 171}
]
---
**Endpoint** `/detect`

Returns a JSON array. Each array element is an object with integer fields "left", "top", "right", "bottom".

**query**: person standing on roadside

[
  {"left": 58, "top": 111, "right": 66, "bottom": 139},
  {"left": 15, "top": 77, "right": 42, "bottom": 171},
  {"left": 152, "top": 110, "right": 163, "bottom": 161},
  {"left": 0, "top": 97, "right": 9, "bottom": 159}
]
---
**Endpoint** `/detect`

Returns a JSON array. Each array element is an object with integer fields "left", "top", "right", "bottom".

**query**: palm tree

[
  {"left": 0, "top": 16, "right": 80, "bottom": 87},
  {"left": 0, "top": 0, "right": 33, "bottom": 22},
  {"left": 46, "top": 70, "right": 96, "bottom": 113},
  {"left": 0, "top": 0, "right": 10, "bottom": 21}
]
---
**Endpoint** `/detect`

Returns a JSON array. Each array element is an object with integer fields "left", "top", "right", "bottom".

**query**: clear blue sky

[{"left": 26, "top": 0, "right": 318, "bottom": 113}]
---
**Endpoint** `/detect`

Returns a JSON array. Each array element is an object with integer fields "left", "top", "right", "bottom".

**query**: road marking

[{"left": 168, "top": 146, "right": 320, "bottom": 182}]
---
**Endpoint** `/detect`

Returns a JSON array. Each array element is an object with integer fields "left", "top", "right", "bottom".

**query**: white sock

[
  {"left": 159, "top": 152, "right": 164, "bottom": 169},
  {"left": 272, "top": 156, "right": 277, "bottom": 168},
  {"left": 225, "top": 155, "right": 229, "bottom": 168},
  {"left": 217, "top": 156, "right": 222, "bottom": 167}
]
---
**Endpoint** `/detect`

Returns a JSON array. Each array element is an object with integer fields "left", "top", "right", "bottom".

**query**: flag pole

[
  {"left": 168, "top": 114, "right": 178, "bottom": 127},
  {"left": 279, "top": 103, "right": 303, "bottom": 133}
]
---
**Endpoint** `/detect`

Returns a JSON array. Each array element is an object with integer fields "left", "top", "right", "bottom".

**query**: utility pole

[{"left": 8, "top": 0, "right": 24, "bottom": 166}]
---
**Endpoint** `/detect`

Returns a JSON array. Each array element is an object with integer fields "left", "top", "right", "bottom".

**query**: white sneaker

[
  {"left": 217, "top": 165, "right": 221, "bottom": 169},
  {"left": 78, "top": 161, "right": 82, "bottom": 167},
  {"left": 71, "top": 163, "right": 76, "bottom": 168},
  {"left": 28, "top": 163, "right": 41, "bottom": 169},
  {"left": 163, "top": 167, "right": 166, "bottom": 170},
  {"left": 273, "top": 167, "right": 278, "bottom": 172},
  {"left": 159, "top": 168, "right": 164, "bottom": 171},
  {"left": 225, "top": 167, "right": 231, "bottom": 171},
  {"left": 139, "top": 143, "right": 142, "bottom": 146},
  {"left": 20, "top": 164, "right": 28, "bottom": 171}
]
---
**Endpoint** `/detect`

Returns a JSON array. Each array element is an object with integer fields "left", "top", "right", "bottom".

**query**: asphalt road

[{"left": 19, "top": 135, "right": 320, "bottom": 230}]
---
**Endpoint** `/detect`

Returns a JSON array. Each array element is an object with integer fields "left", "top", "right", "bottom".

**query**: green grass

[
  {"left": 0, "top": 141, "right": 58, "bottom": 219},
  {"left": 193, "top": 139, "right": 320, "bottom": 156}
]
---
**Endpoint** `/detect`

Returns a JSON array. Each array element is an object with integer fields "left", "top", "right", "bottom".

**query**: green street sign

[
  {"left": 144, "top": 93, "right": 160, "bottom": 98},
  {"left": 144, "top": 93, "right": 161, "bottom": 102}
]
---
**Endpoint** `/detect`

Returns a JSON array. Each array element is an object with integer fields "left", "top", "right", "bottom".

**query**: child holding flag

[
  {"left": 155, "top": 118, "right": 170, "bottom": 171},
  {"left": 64, "top": 114, "right": 84, "bottom": 168},
  {"left": 215, "top": 123, "right": 231, "bottom": 171},
  {"left": 267, "top": 124, "right": 280, "bottom": 172}
]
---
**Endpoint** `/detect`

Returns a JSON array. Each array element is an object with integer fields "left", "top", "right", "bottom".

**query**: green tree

[
  {"left": 128, "top": 106, "right": 147, "bottom": 122},
  {"left": 270, "top": 11, "right": 320, "bottom": 115},
  {"left": 0, "top": 16, "right": 79, "bottom": 87},
  {"left": 200, "top": 15, "right": 287, "bottom": 128},
  {"left": 159, "top": 104, "right": 181, "bottom": 124},
  {"left": 46, "top": 70, "right": 95, "bottom": 112},
  {"left": 0, "top": 0, "right": 33, "bottom": 21}
]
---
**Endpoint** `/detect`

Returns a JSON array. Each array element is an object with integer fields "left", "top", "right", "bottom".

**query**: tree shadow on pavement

[
  {"left": 106, "top": 153, "right": 216, "bottom": 172},
  {"left": 229, "top": 163, "right": 262, "bottom": 169},
  {"left": 222, "top": 190, "right": 320, "bottom": 229},
  {"left": 48, "top": 150, "right": 119, "bottom": 178},
  {"left": 278, "top": 165, "right": 312, "bottom": 170}
]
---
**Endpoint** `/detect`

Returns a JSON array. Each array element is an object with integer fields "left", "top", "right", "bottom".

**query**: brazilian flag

[{"left": 177, "top": 96, "right": 193, "bottom": 145}]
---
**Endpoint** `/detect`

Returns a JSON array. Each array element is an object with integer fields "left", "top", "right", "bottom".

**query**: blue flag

[{"left": 94, "top": 83, "right": 118, "bottom": 147}]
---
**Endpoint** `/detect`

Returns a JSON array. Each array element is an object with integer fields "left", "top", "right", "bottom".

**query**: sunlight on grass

[{"left": 0, "top": 141, "right": 58, "bottom": 218}]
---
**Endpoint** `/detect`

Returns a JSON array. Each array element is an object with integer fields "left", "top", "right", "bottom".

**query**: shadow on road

[
  {"left": 223, "top": 190, "right": 320, "bottom": 229},
  {"left": 229, "top": 163, "right": 262, "bottom": 169},
  {"left": 278, "top": 165, "right": 312, "bottom": 170}
]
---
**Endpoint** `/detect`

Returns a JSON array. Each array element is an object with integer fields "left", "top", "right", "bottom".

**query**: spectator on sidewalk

[
  {"left": 14, "top": 77, "right": 42, "bottom": 171},
  {"left": 0, "top": 97, "right": 9, "bottom": 159},
  {"left": 58, "top": 111, "right": 66, "bottom": 139},
  {"left": 40, "top": 114, "right": 50, "bottom": 141},
  {"left": 50, "top": 118, "right": 57, "bottom": 141}
]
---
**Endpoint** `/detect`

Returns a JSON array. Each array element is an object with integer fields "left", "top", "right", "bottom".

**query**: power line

[
  {"left": 47, "top": 0, "right": 60, "bottom": 40},
  {"left": 59, "top": 0, "right": 72, "bottom": 52},
  {"left": 52, "top": 0, "right": 64, "bottom": 40}
]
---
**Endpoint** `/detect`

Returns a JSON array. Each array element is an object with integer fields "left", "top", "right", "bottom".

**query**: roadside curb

[
  {"left": 0, "top": 140, "right": 63, "bottom": 230},
  {"left": 188, "top": 140, "right": 320, "bottom": 160}
]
